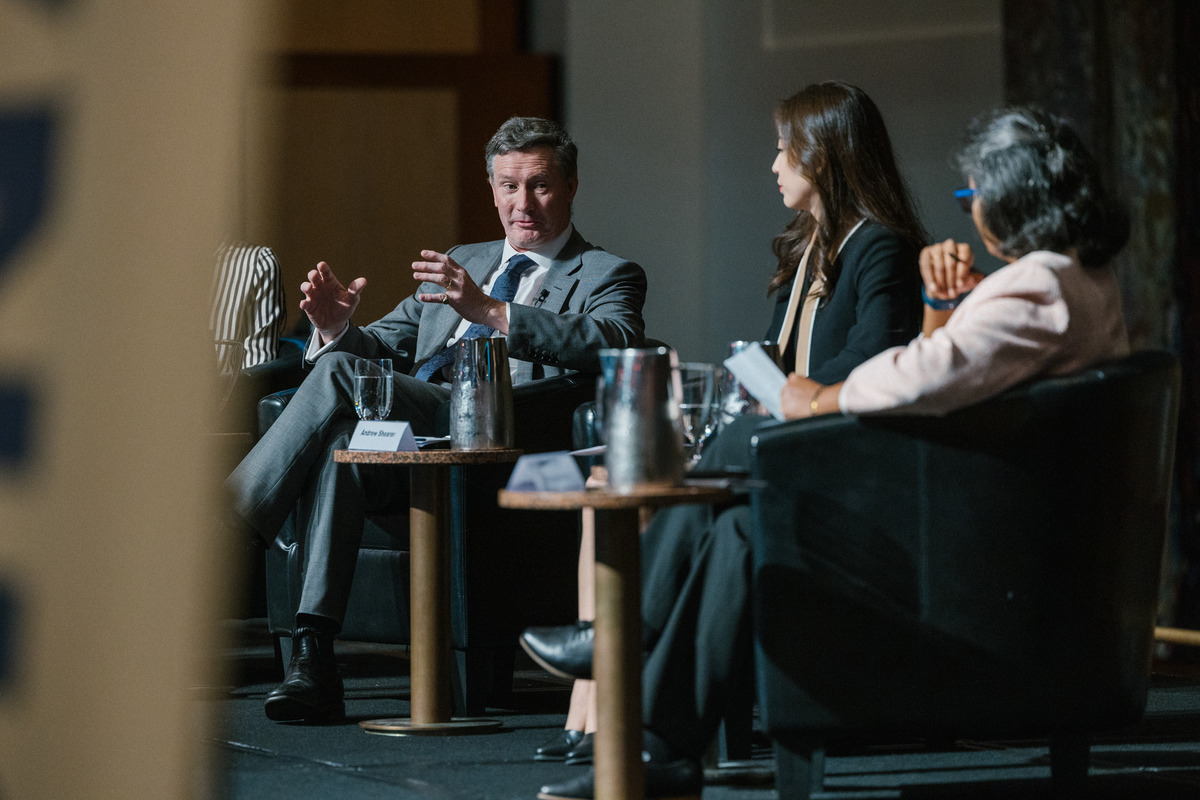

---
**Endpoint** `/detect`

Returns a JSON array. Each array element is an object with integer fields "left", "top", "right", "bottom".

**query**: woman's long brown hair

[{"left": 769, "top": 82, "right": 927, "bottom": 296}]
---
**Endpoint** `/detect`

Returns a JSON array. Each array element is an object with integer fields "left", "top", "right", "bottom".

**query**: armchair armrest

[
  {"left": 572, "top": 401, "right": 600, "bottom": 451},
  {"left": 241, "top": 337, "right": 306, "bottom": 398},
  {"left": 257, "top": 388, "right": 298, "bottom": 439}
]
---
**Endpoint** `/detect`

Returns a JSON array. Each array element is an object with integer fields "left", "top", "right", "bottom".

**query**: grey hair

[
  {"left": 485, "top": 117, "right": 578, "bottom": 180},
  {"left": 955, "top": 106, "right": 1128, "bottom": 267}
]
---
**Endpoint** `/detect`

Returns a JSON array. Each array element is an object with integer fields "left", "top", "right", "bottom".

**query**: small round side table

[
  {"left": 498, "top": 481, "right": 732, "bottom": 800},
  {"left": 334, "top": 447, "right": 521, "bottom": 735}
]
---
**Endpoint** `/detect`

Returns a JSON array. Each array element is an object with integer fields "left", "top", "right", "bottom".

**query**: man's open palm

[{"left": 300, "top": 261, "right": 367, "bottom": 342}]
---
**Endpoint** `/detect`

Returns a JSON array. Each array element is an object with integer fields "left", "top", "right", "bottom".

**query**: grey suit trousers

[{"left": 227, "top": 351, "right": 450, "bottom": 624}]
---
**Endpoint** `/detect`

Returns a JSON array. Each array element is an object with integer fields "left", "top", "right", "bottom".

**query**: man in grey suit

[{"left": 226, "top": 116, "right": 647, "bottom": 723}]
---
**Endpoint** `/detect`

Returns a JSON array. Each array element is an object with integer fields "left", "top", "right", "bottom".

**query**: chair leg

[
  {"left": 716, "top": 655, "right": 757, "bottom": 762},
  {"left": 488, "top": 645, "right": 516, "bottom": 708},
  {"left": 451, "top": 648, "right": 490, "bottom": 716},
  {"left": 774, "top": 741, "right": 825, "bottom": 800},
  {"left": 718, "top": 700, "right": 755, "bottom": 762},
  {"left": 450, "top": 647, "right": 516, "bottom": 715},
  {"left": 273, "top": 634, "right": 292, "bottom": 680},
  {"left": 1049, "top": 733, "right": 1089, "bottom": 797}
]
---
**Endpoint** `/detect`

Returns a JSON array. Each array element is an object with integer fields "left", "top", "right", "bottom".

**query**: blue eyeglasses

[{"left": 954, "top": 187, "right": 977, "bottom": 214}]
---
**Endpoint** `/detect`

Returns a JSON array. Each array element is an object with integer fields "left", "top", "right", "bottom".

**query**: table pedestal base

[
  {"left": 359, "top": 717, "right": 503, "bottom": 736},
  {"left": 333, "top": 448, "right": 523, "bottom": 740}
]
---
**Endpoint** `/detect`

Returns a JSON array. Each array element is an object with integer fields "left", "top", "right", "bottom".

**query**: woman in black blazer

[{"left": 765, "top": 81, "right": 926, "bottom": 384}]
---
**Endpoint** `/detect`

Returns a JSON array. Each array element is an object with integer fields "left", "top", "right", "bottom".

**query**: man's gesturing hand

[
  {"left": 413, "top": 249, "right": 508, "bottom": 333},
  {"left": 300, "top": 261, "right": 367, "bottom": 345}
]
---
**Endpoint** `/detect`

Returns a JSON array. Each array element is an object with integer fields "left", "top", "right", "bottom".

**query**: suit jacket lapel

[{"left": 536, "top": 230, "right": 585, "bottom": 313}]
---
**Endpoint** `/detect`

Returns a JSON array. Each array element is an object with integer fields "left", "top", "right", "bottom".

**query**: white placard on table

[
  {"left": 348, "top": 421, "right": 419, "bottom": 452},
  {"left": 506, "top": 451, "right": 586, "bottom": 492},
  {"left": 723, "top": 343, "right": 787, "bottom": 420}
]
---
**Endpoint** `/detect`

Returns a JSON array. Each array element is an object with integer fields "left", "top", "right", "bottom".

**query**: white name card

[
  {"left": 348, "top": 421, "right": 418, "bottom": 452},
  {"left": 506, "top": 451, "right": 586, "bottom": 492}
]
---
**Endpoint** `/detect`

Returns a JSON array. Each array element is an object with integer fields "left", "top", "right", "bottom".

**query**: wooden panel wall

[
  {"left": 247, "top": 87, "right": 460, "bottom": 328},
  {"left": 267, "top": 0, "right": 484, "bottom": 54}
]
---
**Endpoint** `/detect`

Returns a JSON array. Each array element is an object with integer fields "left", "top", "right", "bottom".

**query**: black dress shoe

[
  {"left": 564, "top": 732, "right": 594, "bottom": 766},
  {"left": 537, "top": 757, "right": 702, "bottom": 800},
  {"left": 264, "top": 627, "right": 345, "bottom": 723},
  {"left": 534, "top": 729, "right": 585, "bottom": 762},
  {"left": 520, "top": 620, "right": 594, "bottom": 680}
]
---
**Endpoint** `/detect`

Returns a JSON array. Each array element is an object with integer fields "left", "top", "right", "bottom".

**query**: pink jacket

[{"left": 839, "top": 250, "right": 1129, "bottom": 416}]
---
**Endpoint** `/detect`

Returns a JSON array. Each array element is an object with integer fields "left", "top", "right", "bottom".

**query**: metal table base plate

[{"left": 359, "top": 717, "right": 503, "bottom": 736}]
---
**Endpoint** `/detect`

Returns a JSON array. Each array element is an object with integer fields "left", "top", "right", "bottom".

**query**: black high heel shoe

[
  {"left": 534, "top": 729, "right": 586, "bottom": 762},
  {"left": 564, "top": 732, "right": 594, "bottom": 766}
]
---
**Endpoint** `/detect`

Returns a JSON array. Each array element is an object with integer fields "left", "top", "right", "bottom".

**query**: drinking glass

[
  {"left": 676, "top": 362, "right": 720, "bottom": 467},
  {"left": 353, "top": 358, "right": 393, "bottom": 421},
  {"left": 718, "top": 341, "right": 781, "bottom": 429}
]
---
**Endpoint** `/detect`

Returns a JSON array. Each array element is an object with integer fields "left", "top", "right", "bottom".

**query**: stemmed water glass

[
  {"left": 353, "top": 358, "right": 394, "bottom": 421},
  {"left": 676, "top": 362, "right": 721, "bottom": 468}
]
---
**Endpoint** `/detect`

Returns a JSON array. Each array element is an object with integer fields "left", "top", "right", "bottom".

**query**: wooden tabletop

[
  {"left": 334, "top": 448, "right": 522, "bottom": 465},
  {"left": 498, "top": 480, "right": 733, "bottom": 511}
]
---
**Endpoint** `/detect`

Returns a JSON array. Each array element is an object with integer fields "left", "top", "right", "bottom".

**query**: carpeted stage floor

[{"left": 202, "top": 621, "right": 1200, "bottom": 799}]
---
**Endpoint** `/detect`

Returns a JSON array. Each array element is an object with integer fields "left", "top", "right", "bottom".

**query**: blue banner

[
  {"left": 0, "top": 582, "right": 15, "bottom": 689},
  {"left": 0, "top": 108, "right": 55, "bottom": 274},
  {"left": 0, "top": 382, "right": 32, "bottom": 467},
  {"left": 0, "top": 106, "right": 54, "bottom": 470}
]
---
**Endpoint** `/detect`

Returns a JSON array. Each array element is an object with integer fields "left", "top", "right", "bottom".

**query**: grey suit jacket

[{"left": 331, "top": 229, "right": 647, "bottom": 384}]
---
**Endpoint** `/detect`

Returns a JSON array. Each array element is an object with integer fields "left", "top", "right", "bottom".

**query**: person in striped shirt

[{"left": 210, "top": 241, "right": 286, "bottom": 369}]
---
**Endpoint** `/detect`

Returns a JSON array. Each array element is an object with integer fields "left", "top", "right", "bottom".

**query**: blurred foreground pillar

[{"left": 0, "top": 2, "right": 263, "bottom": 797}]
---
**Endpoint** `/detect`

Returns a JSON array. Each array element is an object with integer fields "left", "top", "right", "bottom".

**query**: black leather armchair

[
  {"left": 749, "top": 350, "right": 1180, "bottom": 798},
  {"left": 260, "top": 371, "right": 594, "bottom": 714}
]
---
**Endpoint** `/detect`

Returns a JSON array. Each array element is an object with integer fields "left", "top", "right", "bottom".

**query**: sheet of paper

[{"left": 723, "top": 343, "right": 787, "bottom": 420}]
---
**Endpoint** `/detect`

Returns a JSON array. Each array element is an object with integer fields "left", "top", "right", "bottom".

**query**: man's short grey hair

[{"left": 485, "top": 117, "right": 578, "bottom": 181}]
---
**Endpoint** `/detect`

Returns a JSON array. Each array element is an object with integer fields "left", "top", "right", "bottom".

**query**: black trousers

[{"left": 639, "top": 415, "right": 766, "bottom": 759}]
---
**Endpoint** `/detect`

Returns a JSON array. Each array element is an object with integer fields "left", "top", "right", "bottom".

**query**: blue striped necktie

[{"left": 415, "top": 254, "right": 537, "bottom": 382}]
